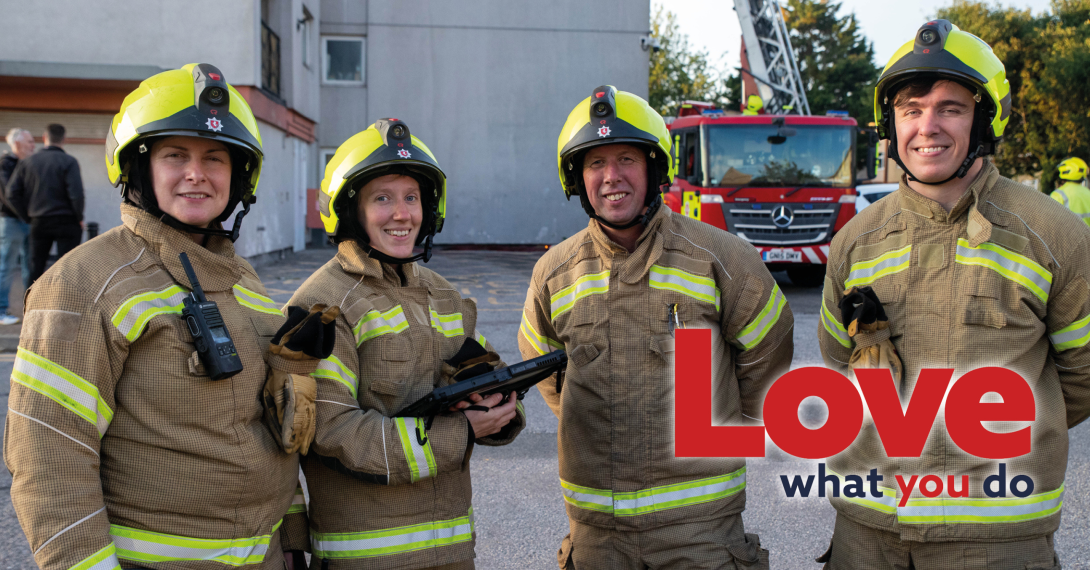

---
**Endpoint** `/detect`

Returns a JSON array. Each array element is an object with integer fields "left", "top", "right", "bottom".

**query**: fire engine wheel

[{"left": 787, "top": 265, "right": 825, "bottom": 288}]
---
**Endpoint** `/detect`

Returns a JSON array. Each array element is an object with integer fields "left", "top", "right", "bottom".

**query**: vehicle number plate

[{"left": 762, "top": 249, "right": 802, "bottom": 262}]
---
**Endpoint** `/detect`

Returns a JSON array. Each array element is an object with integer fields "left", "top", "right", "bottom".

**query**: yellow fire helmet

[
  {"left": 106, "top": 63, "right": 264, "bottom": 241},
  {"left": 1058, "top": 157, "right": 1088, "bottom": 181},
  {"left": 557, "top": 85, "right": 675, "bottom": 230},
  {"left": 874, "top": 20, "right": 1011, "bottom": 184},
  {"left": 319, "top": 119, "right": 447, "bottom": 263}
]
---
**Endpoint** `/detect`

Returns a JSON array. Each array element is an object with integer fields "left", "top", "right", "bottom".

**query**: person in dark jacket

[
  {"left": 0, "top": 129, "right": 34, "bottom": 324},
  {"left": 7, "top": 124, "right": 84, "bottom": 284}
]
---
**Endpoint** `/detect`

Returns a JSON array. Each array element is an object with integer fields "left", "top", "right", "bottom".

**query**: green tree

[
  {"left": 784, "top": 0, "right": 881, "bottom": 122},
  {"left": 936, "top": 0, "right": 1090, "bottom": 190},
  {"left": 648, "top": 6, "right": 721, "bottom": 116}
]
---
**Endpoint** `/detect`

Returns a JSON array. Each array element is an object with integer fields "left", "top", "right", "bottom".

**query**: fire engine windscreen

[{"left": 706, "top": 125, "right": 854, "bottom": 187}]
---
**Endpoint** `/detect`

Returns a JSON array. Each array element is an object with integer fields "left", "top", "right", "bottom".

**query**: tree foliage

[
  {"left": 648, "top": 6, "right": 722, "bottom": 116},
  {"left": 936, "top": 0, "right": 1090, "bottom": 190},
  {"left": 784, "top": 0, "right": 881, "bottom": 122}
]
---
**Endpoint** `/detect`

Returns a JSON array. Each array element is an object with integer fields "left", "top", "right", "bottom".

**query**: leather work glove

[
  {"left": 440, "top": 338, "right": 502, "bottom": 385},
  {"left": 263, "top": 304, "right": 340, "bottom": 455},
  {"left": 838, "top": 286, "right": 904, "bottom": 387}
]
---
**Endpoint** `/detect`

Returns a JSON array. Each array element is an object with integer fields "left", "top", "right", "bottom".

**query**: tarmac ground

[{"left": 0, "top": 246, "right": 1087, "bottom": 568}]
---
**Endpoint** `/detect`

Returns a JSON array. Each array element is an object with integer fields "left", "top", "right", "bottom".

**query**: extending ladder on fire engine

[{"left": 734, "top": 0, "right": 811, "bottom": 115}]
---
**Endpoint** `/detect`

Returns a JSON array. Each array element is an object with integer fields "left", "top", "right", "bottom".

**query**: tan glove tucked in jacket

[
  {"left": 264, "top": 304, "right": 340, "bottom": 454},
  {"left": 839, "top": 286, "right": 904, "bottom": 387}
]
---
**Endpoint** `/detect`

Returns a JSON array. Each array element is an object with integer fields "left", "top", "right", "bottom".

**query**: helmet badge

[
  {"left": 597, "top": 126, "right": 611, "bottom": 138},
  {"left": 397, "top": 149, "right": 411, "bottom": 159},
  {"left": 206, "top": 117, "right": 223, "bottom": 132}
]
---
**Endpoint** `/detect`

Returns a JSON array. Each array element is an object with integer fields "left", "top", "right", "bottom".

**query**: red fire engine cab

[{"left": 664, "top": 102, "right": 878, "bottom": 286}]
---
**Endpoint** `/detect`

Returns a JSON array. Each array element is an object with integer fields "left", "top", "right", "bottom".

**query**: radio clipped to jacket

[{"left": 179, "top": 252, "right": 243, "bottom": 380}]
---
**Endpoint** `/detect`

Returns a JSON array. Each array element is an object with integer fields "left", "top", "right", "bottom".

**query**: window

[
  {"left": 322, "top": 36, "right": 365, "bottom": 85},
  {"left": 261, "top": 22, "right": 281, "bottom": 97},
  {"left": 299, "top": 5, "right": 314, "bottom": 68},
  {"left": 320, "top": 148, "right": 338, "bottom": 180}
]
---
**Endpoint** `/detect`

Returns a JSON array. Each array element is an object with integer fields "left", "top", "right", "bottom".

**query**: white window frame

[
  {"left": 321, "top": 35, "right": 365, "bottom": 85},
  {"left": 299, "top": 5, "right": 314, "bottom": 69},
  {"left": 320, "top": 148, "right": 338, "bottom": 180}
]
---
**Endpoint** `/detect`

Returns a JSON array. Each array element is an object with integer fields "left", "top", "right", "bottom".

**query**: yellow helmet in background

[
  {"left": 1058, "top": 157, "right": 1088, "bottom": 181},
  {"left": 106, "top": 63, "right": 263, "bottom": 240},
  {"left": 319, "top": 119, "right": 446, "bottom": 262},
  {"left": 557, "top": 85, "right": 674, "bottom": 229},
  {"left": 874, "top": 20, "right": 1011, "bottom": 183}
]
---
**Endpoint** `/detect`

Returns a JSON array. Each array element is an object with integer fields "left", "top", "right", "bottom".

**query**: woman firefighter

[
  {"left": 4, "top": 63, "right": 335, "bottom": 569},
  {"left": 289, "top": 119, "right": 525, "bottom": 569}
]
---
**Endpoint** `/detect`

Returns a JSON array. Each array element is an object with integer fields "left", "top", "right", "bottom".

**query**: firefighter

[
  {"left": 817, "top": 20, "right": 1090, "bottom": 569},
  {"left": 3, "top": 64, "right": 323, "bottom": 569},
  {"left": 288, "top": 119, "right": 525, "bottom": 569},
  {"left": 520, "top": 85, "right": 792, "bottom": 569},
  {"left": 1051, "top": 157, "right": 1090, "bottom": 226},
  {"left": 743, "top": 94, "right": 764, "bottom": 115}
]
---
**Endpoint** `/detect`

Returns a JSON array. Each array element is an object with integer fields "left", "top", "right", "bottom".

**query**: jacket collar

[
  {"left": 42, "top": 146, "right": 66, "bottom": 154},
  {"left": 335, "top": 240, "right": 419, "bottom": 286},
  {"left": 120, "top": 203, "right": 241, "bottom": 292},
  {"left": 588, "top": 203, "right": 669, "bottom": 284},
  {"left": 896, "top": 160, "right": 1002, "bottom": 246}
]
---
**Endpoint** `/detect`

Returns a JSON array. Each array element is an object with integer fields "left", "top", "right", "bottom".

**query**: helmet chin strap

[
  {"left": 580, "top": 191, "right": 663, "bottom": 230},
  {"left": 156, "top": 200, "right": 251, "bottom": 242},
  {"left": 361, "top": 233, "right": 434, "bottom": 265}
]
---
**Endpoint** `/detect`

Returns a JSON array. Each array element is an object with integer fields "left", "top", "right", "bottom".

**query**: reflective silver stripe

[
  {"left": 1050, "top": 313, "right": 1090, "bottom": 352},
  {"left": 550, "top": 270, "right": 610, "bottom": 319},
  {"left": 648, "top": 265, "right": 720, "bottom": 309},
  {"left": 955, "top": 239, "right": 1052, "bottom": 303},
  {"left": 1057, "top": 190, "right": 1069, "bottom": 207},
  {"left": 354, "top": 306, "right": 409, "bottom": 345},
  {"left": 561, "top": 469, "right": 747, "bottom": 517},
  {"left": 898, "top": 485, "right": 1064, "bottom": 524},
  {"left": 111, "top": 285, "right": 188, "bottom": 341},
  {"left": 313, "top": 355, "right": 359, "bottom": 398},
  {"left": 110, "top": 521, "right": 280, "bottom": 566},
  {"left": 735, "top": 284, "right": 786, "bottom": 350},
  {"left": 845, "top": 245, "right": 911, "bottom": 288},
  {"left": 311, "top": 509, "right": 474, "bottom": 559},
  {"left": 394, "top": 417, "right": 436, "bottom": 482},
  {"left": 429, "top": 308, "right": 465, "bottom": 338},
  {"left": 820, "top": 297, "right": 851, "bottom": 348},
  {"left": 72, "top": 544, "right": 121, "bottom": 570},
  {"left": 474, "top": 330, "right": 487, "bottom": 347},
  {"left": 232, "top": 284, "right": 281, "bottom": 315},
  {"left": 13, "top": 348, "right": 113, "bottom": 437},
  {"left": 520, "top": 311, "right": 561, "bottom": 355},
  {"left": 287, "top": 486, "right": 307, "bottom": 514}
]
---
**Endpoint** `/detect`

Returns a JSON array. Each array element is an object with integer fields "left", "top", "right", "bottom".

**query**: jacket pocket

[
  {"left": 569, "top": 344, "right": 600, "bottom": 368},
  {"left": 727, "top": 532, "right": 769, "bottom": 570},
  {"left": 962, "top": 294, "right": 1007, "bottom": 329},
  {"left": 557, "top": 532, "right": 575, "bottom": 570},
  {"left": 365, "top": 334, "right": 416, "bottom": 409}
]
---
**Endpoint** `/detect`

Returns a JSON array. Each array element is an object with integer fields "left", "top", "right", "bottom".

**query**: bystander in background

[
  {"left": 7, "top": 124, "right": 84, "bottom": 285},
  {"left": 0, "top": 129, "right": 34, "bottom": 325}
]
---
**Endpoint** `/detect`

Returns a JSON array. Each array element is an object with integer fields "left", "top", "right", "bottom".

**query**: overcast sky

[{"left": 658, "top": 0, "right": 1053, "bottom": 73}]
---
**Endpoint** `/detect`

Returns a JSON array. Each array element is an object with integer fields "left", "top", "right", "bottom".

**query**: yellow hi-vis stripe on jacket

[
  {"left": 955, "top": 238, "right": 1052, "bottom": 303},
  {"left": 311, "top": 508, "right": 474, "bottom": 559},
  {"left": 550, "top": 270, "right": 610, "bottom": 320},
  {"left": 520, "top": 311, "right": 562, "bottom": 355},
  {"left": 827, "top": 470, "right": 1064, "bottom": 524},
  {"left": 110, "top": 520, "right": 282, "bottom": 566},
  {"left": 287, "top": 486, "right": 307, "bottom": 514},
  {"left": 353, "top": 306, "right": 409, "bottom": 345},
  {"left": 845, "top": 245, "right": 912, "bottom": 288},
  {"left": 232, "top": 285, "right": 282, "bottom": 315},
  {"left": 648, "top": 266, "right": 721, "bottom": 310},
  {"left": 12, "top": 347, "right": 113, "bottom": 437},
  {"left": 736, "top": 284, "right": 786, "bottom": 350},
  {"left": 312, "top": 354, "right": 359, "bottom": 399},
  {"left": 111, "top": 285, "right": 188, "bottom": 342},
  {"left": 821, "top": 297, "right": 851, "bottom": 348},
  {"left": 394, "top": 417, "right": 437, "bottom": 482},
  {"left": 560, "top": 468, "right": 746, "bottom": 516},
  {"left": 1051, "top": 313, "right": 1090, "bottom": 352},
  {"left": 72, "top": 543, "right": 122, "bottom": 570},
  {"left": 429, "top": 308, "right": 465, "bottom": 338}
]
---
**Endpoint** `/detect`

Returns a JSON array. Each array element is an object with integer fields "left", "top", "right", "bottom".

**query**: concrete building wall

[
  {"left": 235, "top": 119, "right": 307, "bottom": 258},
  {"left": 1, "top": 0, "right": 258, "bottom": 86},
  {"left": 318, "top": 0, "right": 650, "bottom": 243}
]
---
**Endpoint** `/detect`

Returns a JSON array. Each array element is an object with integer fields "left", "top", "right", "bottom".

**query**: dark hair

[{"left": 45, "top": 124, "right": 65, "bottom": 144}]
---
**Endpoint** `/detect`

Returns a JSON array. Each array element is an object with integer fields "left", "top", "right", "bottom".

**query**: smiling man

[
  {"left": 519, "top": 86, "right": 792, "bottom": 569},
  {"left": 816, "top": 20, "right": 1090, "bottom": 569}
]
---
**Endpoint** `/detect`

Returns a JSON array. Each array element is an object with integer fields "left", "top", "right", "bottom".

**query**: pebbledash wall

[{"left": 0, "top": 0, "right": 649, "bottom": 258}]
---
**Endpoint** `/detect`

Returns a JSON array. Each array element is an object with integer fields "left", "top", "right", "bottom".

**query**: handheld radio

[{"left": 179, "top": 252, "right": 244, "bottom": 380}]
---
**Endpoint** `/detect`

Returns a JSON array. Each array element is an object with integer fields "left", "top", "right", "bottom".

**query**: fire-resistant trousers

[
  {"left": 818, "top": 513, "right": 1060, "bottom": 570},
  {"left": 558, "top": 513, "right": 769, "bottom": 570}
]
